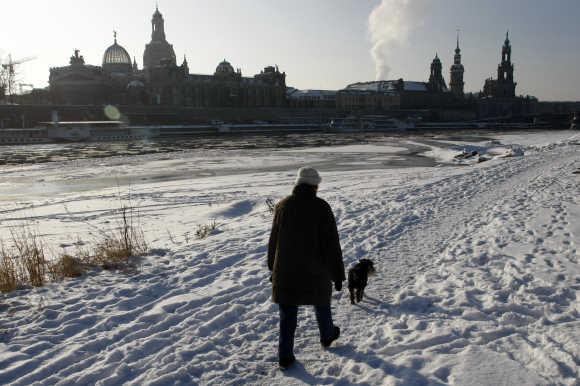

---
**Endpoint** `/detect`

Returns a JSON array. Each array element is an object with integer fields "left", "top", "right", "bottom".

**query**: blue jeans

[{"left": 278, "top": 304, "right": 334, "bottom": 359}]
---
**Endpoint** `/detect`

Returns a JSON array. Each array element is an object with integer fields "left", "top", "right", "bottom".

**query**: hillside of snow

[{"left": 0, "top": 131, "right": 579, "bottom": 385}]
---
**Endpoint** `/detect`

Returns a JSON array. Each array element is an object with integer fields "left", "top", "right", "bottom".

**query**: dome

[
  {"left": 103, "top": 42, "right": 132, "bottom": 66},
  {"left": 215, "top": 60, "right": 235, "bottom": 76}
]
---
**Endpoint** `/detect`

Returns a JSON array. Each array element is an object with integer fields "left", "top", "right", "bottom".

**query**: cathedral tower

[
  {"left": 428, "top": 53, "right": 448, "bottom": 93},
  {"left": 143, "top": 6, "right": 177, "bottom": 69},
  {"left": 496, "top": 31, "right": 516, "bottom": 97},
  {"left": 449, "top": 33, "right": 465, "bottom": 97}
]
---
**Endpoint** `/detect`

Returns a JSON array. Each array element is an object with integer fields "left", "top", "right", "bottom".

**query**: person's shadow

[
  {"left": 282, "top": 343, "right": 445, "bottom": 386},
  {"left": 280, "top": 360, "right": 338, "bottom": 385}
]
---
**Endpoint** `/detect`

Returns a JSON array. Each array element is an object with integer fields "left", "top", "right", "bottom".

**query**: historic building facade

[{"left": 49, "top": 6, "right": 286, "bottom": 107}]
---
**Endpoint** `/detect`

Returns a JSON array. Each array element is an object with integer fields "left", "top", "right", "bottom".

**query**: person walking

[{"left": 268, "top": 167, "right": 345, "bottom": 369}]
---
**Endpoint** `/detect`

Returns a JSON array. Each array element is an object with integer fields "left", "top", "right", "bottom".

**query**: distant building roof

[
  {"left": 341, "top": 80, "right": 428, "bottom": 95},
  {"left": 288, "top": 89, "right": 337, "bottom": 99}
]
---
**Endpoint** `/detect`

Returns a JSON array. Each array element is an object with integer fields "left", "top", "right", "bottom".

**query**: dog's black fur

[{"left": 348, "top": 259, "right": 376, "bottom": 304}]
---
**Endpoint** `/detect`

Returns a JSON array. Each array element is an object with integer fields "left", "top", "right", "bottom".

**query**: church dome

[
  {"left": 103, "top": 34, "right": 132, "bottom": 74},
  {"left": 215, "top": 60, "right": 235, "bottom": 76},
  {"left": 103, "top": 42, "right": 131, "bottom": 66}
]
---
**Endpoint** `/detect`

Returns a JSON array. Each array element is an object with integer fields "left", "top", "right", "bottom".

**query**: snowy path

[
  {"left": 320, "top": 147, "right": 579, "bottom": 385},
  {"left": 1, "top": 135, "right": 579, "bottom": 385}
]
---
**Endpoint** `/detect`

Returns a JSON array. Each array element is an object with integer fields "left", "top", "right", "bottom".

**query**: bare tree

[{"left": 1, "top": 55, "right": 36, "bottom": 104}]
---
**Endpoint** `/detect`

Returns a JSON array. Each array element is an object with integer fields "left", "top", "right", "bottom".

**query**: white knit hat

[{"left": 295, "top": 167, "right": 322, "bottom": 186}]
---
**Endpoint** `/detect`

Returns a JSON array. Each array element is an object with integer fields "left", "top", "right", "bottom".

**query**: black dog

[{"left": 348, "top": 259, "right": 376, "bottom": 304}]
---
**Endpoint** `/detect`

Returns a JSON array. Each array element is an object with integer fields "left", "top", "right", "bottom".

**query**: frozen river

[{"left": 0, "top": 130, "right": 576, "bottom": 203}]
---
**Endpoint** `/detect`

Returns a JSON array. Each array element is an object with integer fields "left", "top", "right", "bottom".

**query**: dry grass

[
  {"left": 0, "top": 199, "right": 148, "bottom": 293},
  {"left": 265, "top": 198, "right": 276, "bottom": 214},
  {"left": 196, "top": 220, "right": 218, "bottom": 239},
  {"left": 0, "top": 244, "right": 18, "bottom": 293},
  {"left": 0, "top": 227, "right": 48, "bottom": 292},
  {"left": 49, "top": 255, "right": 85, "bottom": 280},
  {"left": 8, "top": 227, "right": 47, "bottom": 288},
  {"left": 89, "top": 204, "right": 148, "bottom": 270}
]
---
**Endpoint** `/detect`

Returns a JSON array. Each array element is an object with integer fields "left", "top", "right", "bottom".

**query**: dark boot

[
  {"left": 279, "top": 355, "right": 296, "bottom": 369},
  {"left": 321, "top": 326, "right": 340, "bottom": 348}
]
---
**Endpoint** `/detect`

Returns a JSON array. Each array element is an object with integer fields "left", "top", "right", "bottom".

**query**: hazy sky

[{"left": 3, "top": 0, "right": 579, "bottom": 101}]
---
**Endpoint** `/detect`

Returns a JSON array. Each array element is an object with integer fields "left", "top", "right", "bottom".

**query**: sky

[{"left": 2, "top": 0, "right": 580, "bottom": 101}]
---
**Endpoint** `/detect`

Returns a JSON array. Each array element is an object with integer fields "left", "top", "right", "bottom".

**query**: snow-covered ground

[{"left": 0, "top": 131, "right": 579, "bottom": 385}]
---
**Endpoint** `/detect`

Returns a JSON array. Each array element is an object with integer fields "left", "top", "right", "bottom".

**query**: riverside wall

[{"left": 0, "top": 105, "right": 340, "bottom": 128}]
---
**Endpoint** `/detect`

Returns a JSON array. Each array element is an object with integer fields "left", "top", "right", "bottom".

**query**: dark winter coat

[{"left": 268, "top": 184, "right": 345, "bottom": 305}]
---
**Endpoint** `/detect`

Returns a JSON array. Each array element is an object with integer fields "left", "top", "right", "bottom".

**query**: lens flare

[{"left": 104, "top": 105, "right": 121, "bottom": 121}]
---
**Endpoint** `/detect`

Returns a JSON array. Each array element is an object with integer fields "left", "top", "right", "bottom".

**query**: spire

[
  {"left": 450, "top": 30, "right": 465, "bottom": 97},
  {"left": 153, "top": 2, "right": 162, "bottom": 18},
  {"left": 114, "top": 30, "right": 117, "bottom": 44},
  {"left": 133, "top": 56, "right": 138, "bottom": 71},
  {"left": 182, "top": 55, "right": 189, "bottom": 73}
]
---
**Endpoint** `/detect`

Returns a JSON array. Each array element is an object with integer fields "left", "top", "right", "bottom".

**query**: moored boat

[
  {"left": 0, "top": 128, "right": 49, "bottom": 145},
  {"left": 42, "top": 121, "right": 155, "bottom": 142}
]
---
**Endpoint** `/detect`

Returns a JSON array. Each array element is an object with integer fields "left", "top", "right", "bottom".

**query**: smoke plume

[{"left": 369, "top": 0, "right": 424, "bottom": 81}]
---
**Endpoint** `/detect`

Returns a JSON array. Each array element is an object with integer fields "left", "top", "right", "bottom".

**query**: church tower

[
  {"left": 496, "top": 31, "right": 516, "bottom": 97},
  {"left": 151, "top": 6, "right": 166, "bottom": 42},
  {"left": 143, "top": 6, "right": 177, "bottom": 69},
  {"left": 428, "top": 53, "right": 448, "bottom": 93},
  {"left": 449, "top": 33, "right": 465, "bottom": 97}
]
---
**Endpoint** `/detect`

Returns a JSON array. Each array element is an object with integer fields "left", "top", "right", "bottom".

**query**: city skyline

[{"left": 3, "top": 0, "right": 580, "bottom": 101}]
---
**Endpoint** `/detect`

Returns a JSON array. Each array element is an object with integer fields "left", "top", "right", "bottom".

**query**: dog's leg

[
  {"left": 356, "top": 289, "right": 363, "bottom": 303},
  {"left": 349, "top": 288, "right": 355, "bottom": 304}
]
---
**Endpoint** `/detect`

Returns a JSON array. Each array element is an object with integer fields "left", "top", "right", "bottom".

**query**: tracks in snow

[{"left": 1, "top": 146, "right": 578, "bottom": 385}]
